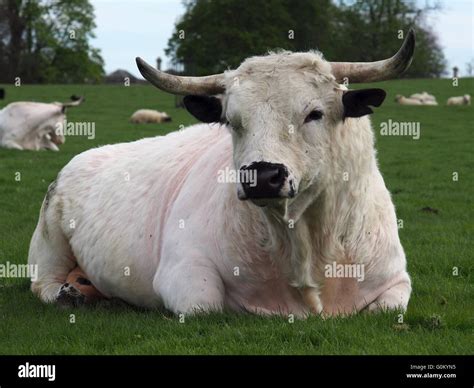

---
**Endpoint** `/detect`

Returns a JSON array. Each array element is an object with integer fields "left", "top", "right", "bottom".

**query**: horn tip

[
  {"left": 406, "top": 27, "right": 416, "bottom": 48},
  {"left": 135, "top": 57, "right": 150, "bottom": 76},
  {"left": 400, "top": 27, "right": 416, "bottom": 72},
  {"left": 135, "top": 57, "right": 144, "bottom": 69}
]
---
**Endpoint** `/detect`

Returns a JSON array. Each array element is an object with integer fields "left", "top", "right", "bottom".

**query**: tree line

[
  {"left": 0, "top": 0, "right": 447, "bottom": 84},
  {"left": 166, "top": 0, "right": 446, "bottom": 78},
  {"left": 0, "top": 0, "right": 104, "bottom": 84}
]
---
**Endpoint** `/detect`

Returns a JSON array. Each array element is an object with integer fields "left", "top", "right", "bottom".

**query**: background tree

[
  {"left": 166, "top": 0, "right": 295, "bottom": 75},
  {"left": 333, "top": 0, "right": 446, "bottom": 78},
  {"left": 0, "top": 0, "right": 104, "bottom": 83},
  {"left": 166, "top": 0, "right": 446, "bottom": 78},
  {"left": 466, "top": 59, "right": 474, "bottom": 77}
]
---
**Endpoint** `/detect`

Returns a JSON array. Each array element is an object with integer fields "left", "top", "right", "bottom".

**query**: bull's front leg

[
  {"left": 366, "top": 275, "right": 412, "bottom": 313},
  {"left": 300, "top": 286, "right": 323, "bottom": 315},
  {"left": 42, "top": 140, "right": 60, "bottom": 151},
  {"left": 2, "top": 140, "right": 24, "bottom": 150},
  {"left": 153, "top": 251, "right": 225, "bottom": 315}
]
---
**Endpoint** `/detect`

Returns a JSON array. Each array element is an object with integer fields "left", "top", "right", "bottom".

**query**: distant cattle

[
  {"left": 409, "top": 91, "right": 437, "bottom": 104},
  {"left": 446, "top": 94, "right": 471, "bottom": 106},
  {"left": 395, "top": 95, "right": 423, "bottom": 105},
  {"left": 0, "top": 96, "right": 84, "bottom": 151},
  {"left": 130, "top": 109, "right": 172, "bottom": 123},
  {"left": 0, "top": 88, "right": 5, "bottom": 100}
]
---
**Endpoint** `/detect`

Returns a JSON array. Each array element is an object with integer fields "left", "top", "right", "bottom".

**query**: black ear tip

[
  {"left": 375, "top": 88, "right": 387, "bottom": 103},
  {"left": 183, "top": 95, "right": 198, "bottom": 109},
  {"left": 343, "top": 88, "right": 387, "bottom": 118},
  {"left": 183, "top": 95, "right": 222, "bottom": 123}
]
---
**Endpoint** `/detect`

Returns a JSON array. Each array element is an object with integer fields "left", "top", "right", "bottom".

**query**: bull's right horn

[
  {"left": 136, "top": 57, "right": 225, "bottom": 95},
  {"left": 330, "top": 28, "right": 416, "bottom": 83}
]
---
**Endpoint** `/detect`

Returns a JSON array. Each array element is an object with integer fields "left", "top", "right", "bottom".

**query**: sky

[{"left": 90, "top": 0, "right": 474, "bottom": 78}]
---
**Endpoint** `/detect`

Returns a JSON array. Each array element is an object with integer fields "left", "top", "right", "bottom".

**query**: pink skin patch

[{"left": 65, "top": 267, "right": 105, "bottom": 302}]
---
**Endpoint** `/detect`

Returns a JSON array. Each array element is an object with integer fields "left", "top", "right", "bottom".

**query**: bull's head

[{"left": 136, "top": 29, "right": 414, "bottom": 209}]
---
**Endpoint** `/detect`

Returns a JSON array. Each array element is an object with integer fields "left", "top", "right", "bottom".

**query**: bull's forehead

[{"left": 224, "top": 52, "right": 339, "bottom": 123}]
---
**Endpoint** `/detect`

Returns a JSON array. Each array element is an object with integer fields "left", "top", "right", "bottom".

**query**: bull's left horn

[
  {"left": 136, "top": 57, "right": 225, "bottom": 95},
  {"left": 330, "top": 28, "right": 415, "bottom": 83}
]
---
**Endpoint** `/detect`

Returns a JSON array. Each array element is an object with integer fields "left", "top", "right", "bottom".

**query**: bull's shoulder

[{"left": 58, "top": 123, "right": 230, "bottom": 179}]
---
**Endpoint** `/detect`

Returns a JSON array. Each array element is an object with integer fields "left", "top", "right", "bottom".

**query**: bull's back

[{"left": 54, "top": 123, "right": 230, "bottom": 306}]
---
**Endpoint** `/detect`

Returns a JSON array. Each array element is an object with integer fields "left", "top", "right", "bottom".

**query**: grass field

[{"left": 0, "top": 78, "right": 472, "bottom": 355}]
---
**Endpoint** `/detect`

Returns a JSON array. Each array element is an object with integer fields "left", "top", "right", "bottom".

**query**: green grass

[{"left": 0, "top": 79, "right": 472, "bottom": 354}]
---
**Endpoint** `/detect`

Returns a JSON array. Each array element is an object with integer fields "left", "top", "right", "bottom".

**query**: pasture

[{"left": 0, "top": 78, "right": 472, "bottom": 354}]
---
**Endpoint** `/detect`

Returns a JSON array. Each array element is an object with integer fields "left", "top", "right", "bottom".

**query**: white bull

[
  {"left": 28, "top": 30, "right": 416, "bottom": 317},
  {"left": 0, "top": 97, "right": 83, "bottom": 151}
]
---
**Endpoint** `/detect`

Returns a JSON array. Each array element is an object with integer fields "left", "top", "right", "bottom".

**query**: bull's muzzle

[{"left": 239, "top": 161, "right": 293, "bottom": 200}]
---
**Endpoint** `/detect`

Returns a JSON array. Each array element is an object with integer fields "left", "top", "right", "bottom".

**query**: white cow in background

[
  {"left": 0, "top": 96, "right": 83, "bottom": 151},
  {"left": 130, "top": 109, "right": 172, "bottom": 123},
  {"left": 28, "top": 30, "right": 416, "bottom": 317},
  {"left": 409, "top": 91, "right": 437, "bottom": 104},
  {"left": 395, "top": 94, "right": 423, "bottom": 105},
  {"left": 396, "top": 94, "right": 438, "bottom": 105},
  {"left": 447, "top": 94, "right": 471, "bottom": 106}
]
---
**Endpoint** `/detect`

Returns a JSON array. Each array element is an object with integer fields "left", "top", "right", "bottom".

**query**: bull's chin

[{"left": 243, "top": 196, "right": 290, "bottom": 210}]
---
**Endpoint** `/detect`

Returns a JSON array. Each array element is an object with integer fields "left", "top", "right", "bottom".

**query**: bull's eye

[{"left": 304, "top": 110, "right": 323, "bottom": 123}]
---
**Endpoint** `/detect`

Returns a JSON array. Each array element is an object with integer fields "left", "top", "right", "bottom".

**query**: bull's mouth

[
  {"left": 237, "top": 188, "right": 295, "bottom": 209},
  {"left": 237, "top": 179, "right": 297, "bottom": 205}
]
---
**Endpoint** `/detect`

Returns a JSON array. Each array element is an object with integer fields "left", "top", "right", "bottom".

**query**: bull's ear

[
  {"left": 342, "top": 88, "right": 386, "bottom": 118},
  {"left": 183, "top": 95, "right": 222, "bottom": 123}
]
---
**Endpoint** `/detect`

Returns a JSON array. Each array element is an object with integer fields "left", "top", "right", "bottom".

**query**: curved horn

[
  {"left": 62, "top": 95, "right": 84, "bottom": 108},
  {"left": 136, "top": 57, "right": 225, "bottom": 95},
  {"left": 330, "top": 28, "right": 415, "bottom": 83}
]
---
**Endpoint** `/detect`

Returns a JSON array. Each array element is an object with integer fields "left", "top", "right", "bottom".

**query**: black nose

[{"left": 240, "top": 162, "right": 288, "bottom": 199}]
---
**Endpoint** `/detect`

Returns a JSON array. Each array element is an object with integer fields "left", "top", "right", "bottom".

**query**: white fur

[
  {"left": 446, "top": 94, "right": 471, "bottom": 106},
  {"left": 28, "top": 51, "right": 411, "bottom": 316},
  {"left": 0, "top": 102, "right": 66, "bottom": 151},
  {"left": 130, "top": 109, "right": 171, "bottom": 123}
]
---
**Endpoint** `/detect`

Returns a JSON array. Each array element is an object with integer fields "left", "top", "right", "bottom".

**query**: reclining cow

[
  {"left": 28, "top": 30, "right": 415, "bottom": 317},
  {"left": 130, "top": 109, "right": 172, "bottom": 123},
  {"left": 0, "top": 96, "right": 83, "bottom": 151}
]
